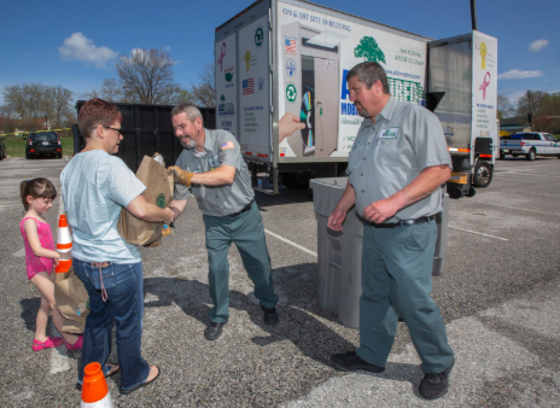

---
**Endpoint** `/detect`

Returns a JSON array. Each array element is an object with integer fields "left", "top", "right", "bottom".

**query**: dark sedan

[{"left": 24, "top": 131, "right": 62, "bottom": 159}]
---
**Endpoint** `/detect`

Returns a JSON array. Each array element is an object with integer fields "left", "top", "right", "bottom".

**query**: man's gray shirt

[
  {"left": 174, "top": 128, "right": 254, "bottom": 217},
  {"left": 347, "top": 96, "right": 452, "bottom": 221}
]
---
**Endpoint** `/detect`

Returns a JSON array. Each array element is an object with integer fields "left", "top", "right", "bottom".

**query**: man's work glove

[{"left": 168, "top": 166, "right": 194, "bottom": 187}]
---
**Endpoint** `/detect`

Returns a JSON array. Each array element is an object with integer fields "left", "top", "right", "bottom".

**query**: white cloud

[
  {"left": 498, "top": 69, "right": 544, "bottom": 80},
  {"left": 528, "top": 39, "right": 548, "bottom": 52},
  {"left": 59, "top": 32, "right": 118, "bottom": 69}
]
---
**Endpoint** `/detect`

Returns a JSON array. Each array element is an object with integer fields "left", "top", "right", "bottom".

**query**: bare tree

[
  {"left": 46, "top": 86, "right": 74, "bottom": 128},
  {"left": 0, "top": 106, "right": 17, "bottom": 133},
  {"left": 516, "top": 91, "right": 560, "bottom": 133},
  {"left": 3, "top": 83, "right": 45, "bottom": 119},
  {"left": 3, "top": 83, "right": 74, "bottom": 128},
  {"left": 99, "top": 78, "right": 123, "bottom": 102},
  {"left": 497, "top": 95, "right": 513, "bottom": 119},
  {"left": 190, "top": 61, "right": 216, "bottom": 107},
  {"left": 116, "top": 48, "right": 177, "bottom": 104}
]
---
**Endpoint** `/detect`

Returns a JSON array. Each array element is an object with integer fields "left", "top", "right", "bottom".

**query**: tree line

[
  {"left": 1, "top": 48, "right": 215, "bottom": 133},
  {"left": 498, "top": 91, "right": 560, "bottom": 134},
  {"left": 85, "top": 49, "right": 215, "bottom": 107}
]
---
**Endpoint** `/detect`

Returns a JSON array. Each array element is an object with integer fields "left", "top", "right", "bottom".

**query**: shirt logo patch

[
  {"left": 209, "top": 154, "right": 219, "bottom": 170},
  {"left": 379, "top": 128, "right": 399, "bottom": 139},
  {"left": 221, "top": 141, "right": 235, "bottom": 150}
]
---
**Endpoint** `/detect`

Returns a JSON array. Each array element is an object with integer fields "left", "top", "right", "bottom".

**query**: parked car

[
  {"left": 24, "top": 131, "right": 62, "bottom": 159},
  {"left": 499, "top": 132, "right": 560, "bottom": 160},
  {"left": 0, "top": 137, "right": 6, "bottom": 160}
]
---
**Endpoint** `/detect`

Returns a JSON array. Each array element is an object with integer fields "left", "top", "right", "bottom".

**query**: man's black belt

[
  {"left": 226, "top": 200, "right": 254, "bottom": 217},
  {"left": 371, "top": 214, "right": 436, "bottom": 228}
]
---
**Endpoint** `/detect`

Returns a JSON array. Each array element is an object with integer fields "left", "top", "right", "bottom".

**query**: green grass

[{"left": 3, "top": 134, "right": 74, "bottom": 158}]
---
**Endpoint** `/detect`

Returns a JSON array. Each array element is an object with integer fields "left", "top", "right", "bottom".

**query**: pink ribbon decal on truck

[
  {"left": 479, "top": 72, "right": 490, "bottom": 100},
  {"left": 217, "top": 42, "right": 226, "bottom": 73}
]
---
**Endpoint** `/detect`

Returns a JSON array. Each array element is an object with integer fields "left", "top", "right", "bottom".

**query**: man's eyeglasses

[{"left": 102, "top": 126, "right": 123, "bottom": 136}]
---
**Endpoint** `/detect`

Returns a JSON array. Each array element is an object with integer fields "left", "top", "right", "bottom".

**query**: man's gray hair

[
  {"left": 171, "top": 103, "right": 204, "bottom": 125},
  {"left": 346, "top": 62, "right": 390, "bottom": 94}
]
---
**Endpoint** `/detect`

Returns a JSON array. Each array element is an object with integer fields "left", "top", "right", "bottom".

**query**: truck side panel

[
  {"left": 276, "top": 0, "right": 429, "bottom": 161},
  {"left": 428, "top": 37, "right": 473, "bottom": 153},
  {"left": 238, "top": 14, "right": 272, "bottom": 160},
  {"left": 215, "top": 34, "right": 238, "bottom": 137}
]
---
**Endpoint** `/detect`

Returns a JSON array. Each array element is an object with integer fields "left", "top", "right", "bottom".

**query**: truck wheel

[
  {"left": 473, "top": 160, "right": 493, "bottom": 188},
  {"left": 499, "top": 150, "right": 505, "bottom": 160},
  {"left": 282, "top": 173, "right": 310, "bottom": 190},
  {"left": 526, "top": 149, "right": 536, "bottom": 161}
]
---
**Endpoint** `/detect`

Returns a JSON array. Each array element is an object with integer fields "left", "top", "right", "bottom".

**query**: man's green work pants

[
  {"left": 356, "top": 219, "right": 454, "bottom": 373},
  {"left": 203, "top": 202, "right": 278, "bottom": 323}
]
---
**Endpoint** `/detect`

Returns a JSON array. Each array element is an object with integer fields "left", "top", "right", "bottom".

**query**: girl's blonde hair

[{"left": 20, "top": 178, "right": 57, "bottom": 211}]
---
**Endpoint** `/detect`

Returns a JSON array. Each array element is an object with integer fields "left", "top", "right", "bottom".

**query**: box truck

[{"left": 215, "top": 0, "right": 498, "bottom": 197}]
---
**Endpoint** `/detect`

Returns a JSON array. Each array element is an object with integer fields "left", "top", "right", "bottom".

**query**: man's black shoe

[
  {"left": 331, "top": 351, "right": 385, "bottom": 373},
  {"left": 204, "top": 321, "right": 226, "bottom": 340},
  {"left": 419, "top": 358, "right": 455, "bottom": 400},
  {"left": 261, "top": 305, "right": 279, "bottom": 325}
]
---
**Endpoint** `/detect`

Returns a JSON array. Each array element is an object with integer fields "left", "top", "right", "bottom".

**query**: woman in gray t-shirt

[{"left": 61, "top": 98, "right": 174, "bottom": 394}]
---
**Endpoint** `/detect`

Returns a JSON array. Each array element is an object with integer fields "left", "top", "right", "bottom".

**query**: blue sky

[{"left": 0, "top": 0, "right": 558, "bottom": 110}]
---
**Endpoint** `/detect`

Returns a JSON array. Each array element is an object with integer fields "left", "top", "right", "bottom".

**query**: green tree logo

[{"left": 354, "top": 37, "right": 386, "bottom": 64}]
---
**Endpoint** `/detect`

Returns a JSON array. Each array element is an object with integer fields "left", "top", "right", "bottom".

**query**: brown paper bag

[
  {"left": 117, "top": 154, "right": 173, "bottom": 246},
  {"left": 54, "top": 269, "right": 90, "bottom": 334}
]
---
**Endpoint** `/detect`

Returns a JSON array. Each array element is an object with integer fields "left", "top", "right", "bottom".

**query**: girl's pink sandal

[
  {"left": 65, "top": 335, "right": 83, "bottom": 351},
  {"left": 32, "top": 336, "right": 63, "bottom": 351}
]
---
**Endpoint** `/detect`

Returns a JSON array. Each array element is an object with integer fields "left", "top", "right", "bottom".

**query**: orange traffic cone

[
  {"left": 81, "top": 362, "right": 114, "bottom": 407},
  {"left": 55, "top": 214, "right": 73, "bottom": 273}
]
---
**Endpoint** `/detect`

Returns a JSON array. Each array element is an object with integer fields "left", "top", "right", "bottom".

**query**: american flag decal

[
  {"left": 284, "top": 38, "right": 296, "bottom": 54},
  {"left": 242, "top": 78, "right": 254, "bottom": 95},
  {"left": 221, "top": 141, "right": 235, "bottom": 150}
]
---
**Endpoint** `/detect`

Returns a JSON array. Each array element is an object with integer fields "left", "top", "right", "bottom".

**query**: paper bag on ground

[
  {"left": 54, "top": 269, "right": 90, "bottom": 334},
  {"left": 117, "top": 153, "right": 173, "bottom": 246}
]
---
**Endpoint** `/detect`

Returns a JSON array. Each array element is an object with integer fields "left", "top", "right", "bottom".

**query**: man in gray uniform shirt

[
  {"left": 328, "top": 62, "right": 454, "bottom": 400},
  {"left": 167, "top": 103, "right": 279, "bottom": 341}
]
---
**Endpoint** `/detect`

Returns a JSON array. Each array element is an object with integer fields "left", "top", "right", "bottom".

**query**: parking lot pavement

[{"left": 1, "top": 156, "right": 559, "bottom": 407}]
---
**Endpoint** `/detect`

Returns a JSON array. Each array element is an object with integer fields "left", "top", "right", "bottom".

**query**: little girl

[{"left": 20, "top": 178, "right": 83, "bottom": 351}]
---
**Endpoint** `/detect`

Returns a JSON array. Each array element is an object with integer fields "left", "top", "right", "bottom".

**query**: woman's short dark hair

[{"left": 78, "top": 98, "right": 123, "bottom": 139}]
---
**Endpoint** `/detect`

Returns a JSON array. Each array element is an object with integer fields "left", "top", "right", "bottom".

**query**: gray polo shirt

[
  {"left": 174, "top": 128, "right": 254, "bottom": 217},
  {"left": 347, "top": 96, "right": 451, "bottom": 221}
]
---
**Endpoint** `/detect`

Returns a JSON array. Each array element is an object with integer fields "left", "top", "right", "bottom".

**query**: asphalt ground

[{"left": 0, "top": 155, "right": 559, "bottom": 407}]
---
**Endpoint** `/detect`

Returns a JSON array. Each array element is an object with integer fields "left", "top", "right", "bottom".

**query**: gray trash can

[
  {"left": 310, "top": 177, "right": 449, "bottom": 329},
  {"left": 310, "top": 177, "right": 363, "bottom": 329}
]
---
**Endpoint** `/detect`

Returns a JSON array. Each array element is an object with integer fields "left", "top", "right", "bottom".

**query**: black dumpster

[{"left": 73, "top": 101, "right": 216, "bottom": 172}]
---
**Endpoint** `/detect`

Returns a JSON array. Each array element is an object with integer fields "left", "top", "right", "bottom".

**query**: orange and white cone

[
  {"left": 80, "top": 362, "right": 114, "bottom": 407},
  {"left": 55, "top": 214, "right": 73, "bottom": 273}
]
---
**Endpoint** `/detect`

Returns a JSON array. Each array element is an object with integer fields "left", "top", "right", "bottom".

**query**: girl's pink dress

[{"left": 20, "top": 217, "right": 55, "bottom": 280}]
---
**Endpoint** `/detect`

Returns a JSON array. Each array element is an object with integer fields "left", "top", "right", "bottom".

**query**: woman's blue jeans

[{"left": 73, "top": 258, "right": 149, "bottom": 390}]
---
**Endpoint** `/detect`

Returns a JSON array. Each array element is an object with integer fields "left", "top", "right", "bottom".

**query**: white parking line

[
  {"left": 449, "top": 226, "right": 509, "bottom": 241},
  {"left": 264, "top": 229, "right": 317, "bottom": 257},
  {"left": 471, "top": 200, "right": 560, "bottom": 217},
  {"left": 494, "top": 170, "right": 560, "bottom": 178}
]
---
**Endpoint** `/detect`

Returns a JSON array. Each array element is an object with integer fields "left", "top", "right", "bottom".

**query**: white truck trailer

[{"left": 214, "top": 0, "right": 498, "bottom": 197}]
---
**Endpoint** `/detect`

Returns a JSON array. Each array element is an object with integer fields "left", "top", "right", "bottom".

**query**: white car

[{"left": 500, "top": 132, "right": 560, "bottom": 160}]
